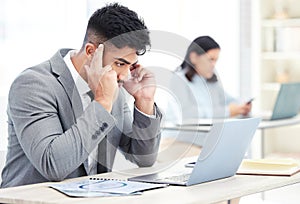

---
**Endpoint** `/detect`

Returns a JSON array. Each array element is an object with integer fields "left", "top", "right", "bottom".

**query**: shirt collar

[{"left": 63, "top": 50, "right": 90, "bottom": 95}]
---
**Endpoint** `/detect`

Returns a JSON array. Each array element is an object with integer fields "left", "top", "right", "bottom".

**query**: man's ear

[{"left": 85, "top": 43, "right": 95, "bottom": 57}]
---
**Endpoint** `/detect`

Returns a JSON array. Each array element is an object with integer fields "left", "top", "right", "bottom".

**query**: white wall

[{"left": 0, "top": 0, "right": 87, "bottom": 151}]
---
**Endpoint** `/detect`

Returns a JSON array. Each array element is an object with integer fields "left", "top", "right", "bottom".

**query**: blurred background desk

[
  {"left": 258, "top": 115, "right": 300, "bottom": 158},
  {"left": 162, "top": 116, "right": 300, "bottom": 158},
  {"left": 161, "top": 122, "right": 210, "bottom": 147}
]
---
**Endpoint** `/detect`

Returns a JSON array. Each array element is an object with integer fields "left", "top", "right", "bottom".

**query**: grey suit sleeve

[
  {"left": 118, "top": 101, "right": 162, "bottom": 167},
  {"left": 8, "top": 73, "right": 116, "bottom": 181}
]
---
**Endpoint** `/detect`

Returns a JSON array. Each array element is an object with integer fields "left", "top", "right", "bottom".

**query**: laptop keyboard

[{"left": 159, "top": 173, "right": 191, "bottom": 182}]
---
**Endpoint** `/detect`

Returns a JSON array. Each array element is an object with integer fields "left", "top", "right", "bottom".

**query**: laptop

[
  {"left": 129, "top": 118, "right": 261, "bottom": 186},
  {"left": 260, "top": 82, "right": 300, "bottom": 121}
]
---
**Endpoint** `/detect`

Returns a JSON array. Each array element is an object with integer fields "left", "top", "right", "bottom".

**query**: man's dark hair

[{"left": 82, "top": 3, "right": 150, "bottom": 55}]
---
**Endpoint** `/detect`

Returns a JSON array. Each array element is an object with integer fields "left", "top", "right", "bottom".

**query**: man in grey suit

[{"left": 1, "top": 3, "right": 162, "bottom": 188}]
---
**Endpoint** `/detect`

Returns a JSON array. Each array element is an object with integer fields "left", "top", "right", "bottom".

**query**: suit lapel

[{"left": 50, "top": 49, "right": 83, "bottom": 119}]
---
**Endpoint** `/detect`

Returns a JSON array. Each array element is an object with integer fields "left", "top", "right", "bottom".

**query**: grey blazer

[{"left": 1, "top": 49, "right": 162, "bottom": 188}]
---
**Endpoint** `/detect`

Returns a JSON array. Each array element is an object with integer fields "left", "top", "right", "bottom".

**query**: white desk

[{"left": 0, "top": 157, "right": 300, "bottom": 204}]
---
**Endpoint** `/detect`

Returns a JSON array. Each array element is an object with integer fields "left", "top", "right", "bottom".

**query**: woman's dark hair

[
  {"left": 180, "top": 36, "right": 220, "bottom": 81},
  {"left": 82, "top": 3, "right": 150, "bottom": 56}
]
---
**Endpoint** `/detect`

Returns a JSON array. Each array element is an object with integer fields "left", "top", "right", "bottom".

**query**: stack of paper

[
  {"left": 49, "top": 178, "right": 168, "bottom": 197},
  {"left": 237, "top": 158, "right": 300, "bottom": 176}
]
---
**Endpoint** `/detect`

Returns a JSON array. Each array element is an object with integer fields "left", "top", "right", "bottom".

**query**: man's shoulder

[
  {"left": 18, "top": 48, "right": 72, "bottom": 78},
  {"left": 11, "top": 48, "right": 70, "bottom": 87},
  {"left": 13, "top": 61, "right": 52, "bottom": 84},
  {"left": 8, "top": 59, "right": 59, "bottom": 98}
]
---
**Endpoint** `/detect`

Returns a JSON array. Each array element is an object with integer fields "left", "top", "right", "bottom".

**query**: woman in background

[{"left": 166, "top": 36, "right": 252, "bottom": 122}]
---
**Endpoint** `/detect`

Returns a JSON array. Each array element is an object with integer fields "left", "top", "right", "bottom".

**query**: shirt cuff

[{"left": 134, "top": 105, "right": 156, "bottom": 119}]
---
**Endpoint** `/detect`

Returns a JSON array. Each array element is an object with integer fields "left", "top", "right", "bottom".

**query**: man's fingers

[
  {"left": 91, "top": 44, "right": 104, "bottom": 70},
  {"left": 130, "top": 66, "right": 147, "bottom": 82},
  {"left": 103, "top": 64, "right": 112, "bottom": 72},
  {"left": 96, "top": 44, "right": 104, "bottom": 68},
  {"left": 137, "top": 69, "right": 147, "bottom": 81},
  {"left": 99, "top": 65, "right": 113, "bottom": 75}
]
